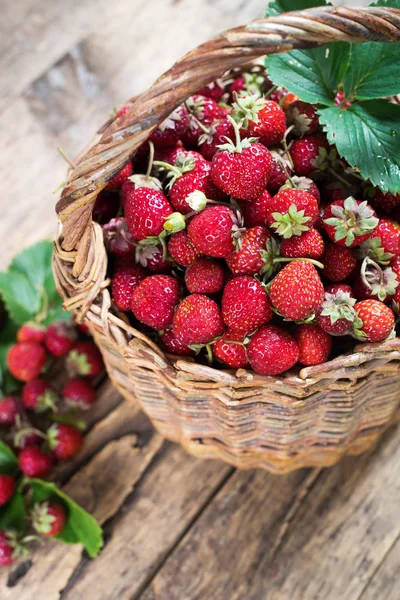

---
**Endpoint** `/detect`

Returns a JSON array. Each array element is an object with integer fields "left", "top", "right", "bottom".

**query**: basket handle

[{"left": 56, "top": 5, "right": 400, "bottom": 270}]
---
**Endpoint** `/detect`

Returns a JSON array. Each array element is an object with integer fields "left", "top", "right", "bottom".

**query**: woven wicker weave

[{"left": 53, "top": 6, "right": 400, "bottom": 473}]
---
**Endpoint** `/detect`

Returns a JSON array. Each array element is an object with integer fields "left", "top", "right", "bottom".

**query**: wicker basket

[{"left": 53, "top": 6, "right": 400, "bottom": 473}]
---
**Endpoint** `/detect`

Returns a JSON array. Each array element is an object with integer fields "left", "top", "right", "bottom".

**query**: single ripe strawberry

[
  {"left": 212, "top": 329, "right": 248, "bottom": 369},
  {"left": 373, "top": 218, "right": 400, "bottom": 257},
  {"left": 125, "top": 187, "right": 173, "bottom": 241},
  {"left": 44, "top": 322, "right": 77, "bottom": 357},
  {"left": 199, "top": 119, "right": 235, "bottom": 161},
  {"left": 67, "top": 342, "right": 103, "bottom": 378},
  {"left": 22, "top": 379, "right": 58, "bottom": 413},
  {"left": 111, "top": 264, "right": 148, "bottom": 311},
  {"left": 248, "top": 325, "right": 300, "bottom": 376},
  {"left": 239, "top": 190, "right": 271, "bottom": 228},
  {"left": 134, "top": 244, "right": 173, "bottom": 273},
  {"left": 32, "top": 501, "right": 67, "bottom": 538},
  {"left": 265, "top": 188, "right": 319, "bottom": 238},
  {"left": 62, "top": 377, "right": 96, "bottom": 410},
  {"left": 267, "top": 150, "right": 293, "bottom": 194},
  {"left": 188, "top": 205, "right": 241, "bottom": 258},
  {"left": 316, "top": 285, "right": 356, "bottom": 335},
  {"left": 18, "top": 446, "right": 54, "bottom": 477},
  {"left": 159, "top": 329, "right": 195, "bottom": 357},
  {"left": 294, "top": 323, "right": 332, "bottom": 366},
  {"left": 323, "top": 197, "right": 378, "bottom": 247},
  {"left": 233, "top": 96, "right": 286, "bottom": 146},
  {"left": 196, "top": 81, "right": 225, "bottom": 103},
  {"left": 286, "top": 100, "right": 319, "bottom": 137},
  {"left": 169, "top": 160, "right": 223, "bottom": 214},
  {"left": 168, "top": 231, "right": 202, "bottom": 266},
  {"left": 366, "top": 188, "right": 400, "bottom": 214},
  {"left": 354, "top": 299, "right": 395, "bottom": 342},
  {"left": 183, "top": 95, "right": 225, "bottom": 146},
  {"left": 226, "top": 226, "right": 270, "bottom": 276},
  {"left": 48, "top": 423, "right": 83, "bottom": 461},
  {"left": 150, "top": 105, "right": 189, "bottom": 147},
  {"left": 17, "top": 323, "right": 46, "bottom": 344},
  {"left": 0, "top": 531, "right": 15, "bottom": 566},
  {"left": 322, "top": 244, "right": 357, "bottom": 282},
  {"left": 281, "top": 228, "right": 324, "bottom": 260},
  {"left": 7, "top": 342, "right": 47, "bottom": 382},
  {"left": 105, "top": 161, "right": 133, "bottom": 191},
  {"left": 290, "top": 134, "right": 329, "bottom": 176},
  {"left": 93, "top": 190, "right": 120, "bottom": 224},
  {"left": 0, "top": 475, "right": 16, "bottom": 506},
  {"left": 185, "top": 258, "right": 224, "bottom": 294},
  {"left": 211, "top": 135, "right": 272, "bottom": 201},
  {"left": 172, "top": 295, "right": 224, "bottom": 346},
  {"left": 103, "top": 217, "right": 135, "bottom": 258},
  {"left": 269, "top": 261, "right": 324, "bottom": 321},
  {"left": 222, "top": 276, "right": 272, "bottom": 333},
  {"left": 0, "top": 396, "right": 21, "bottom": 426},
  {"left": 132, "top": 275, "right": 180, "bottom": 330}
]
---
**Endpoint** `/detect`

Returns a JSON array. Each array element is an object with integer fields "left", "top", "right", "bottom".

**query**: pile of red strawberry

[{"left": 94, "top": 66, "right": 399, "bottom": 377}]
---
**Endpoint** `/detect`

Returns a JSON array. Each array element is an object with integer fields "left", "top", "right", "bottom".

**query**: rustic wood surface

[{"left": 1, "top": 0, "right": 399, "bottom": 599}]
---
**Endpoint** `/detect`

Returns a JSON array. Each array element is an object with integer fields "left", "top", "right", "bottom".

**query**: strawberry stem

[
  {"left": 152, "top": 161, "right": 181, "bottom": 177},
  {"left": 49, "top": 413, "right": 86, "bottom": 430},
  {"left": 226, "top": 114, "right": 244, "bottom": 152},
  {"left": 146, "top": 141, "right": 155, "bottom": 178}
]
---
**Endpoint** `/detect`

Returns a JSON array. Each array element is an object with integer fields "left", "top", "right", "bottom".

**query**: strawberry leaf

[
  {"left": 265, "top": 0, "right": 330, "bottom": 17},
  {"left": 0, "top": 440, "right": 18, "bottom": 475},
  {"left": 29, "top": 479, "right": 103, "bottom": 557},
  {"left": 318, "top": 100, "right": 400, "bottom": 193},
  {"left": 265, "top": 43, "right": 351, "bottom": 106},
  {"left": 0, "top": 492, "right": 26, "bottom": 533}
]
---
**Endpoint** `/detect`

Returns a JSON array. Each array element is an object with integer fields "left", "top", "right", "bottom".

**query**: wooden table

[{"left": 1, "top": 1, "right": 399, "bottom": 598}]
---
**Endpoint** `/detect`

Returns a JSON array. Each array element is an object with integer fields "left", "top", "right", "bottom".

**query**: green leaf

[
  {"left": 0, "top": 440, "right": 18, "bottom": 475},
  {"left": 0, "top": 492, "right": 26, "bottom": 533},
  {"left": 29, "top": 479, "right": 103, "bottom": 557},
  {"left": 265, "top": 0, "right": 330, "bottom": 17},
  {"left": 0, "top": 317, "right": 18, "bottom": 372},
  {"left": 265, "top": 43, "right": 351, "bottom": 106},
  {"left": 369, "top": 0, "right": 400, "bottom": 8},
  {"left": 0, "top": 270, "right": 40, "bottom": 325},
  {"left": 342, "top": 42, "right": 400, "bottom": 100},
  {"left": 318, "top": 100, "right": 400, "bottom": 193}
]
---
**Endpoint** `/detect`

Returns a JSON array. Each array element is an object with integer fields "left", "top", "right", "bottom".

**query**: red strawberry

[
  {"left": 248, "top": 325, "right": 300, "bottom": 376},
  {"left": 103, "top": 217, "right": 135, "bottom": 258},
  {"left": 281, "top": 228, "right": 324, "bottom": 260},
  {"left": 18, "top": 446, "right": 54, "bottom": 477},
  {"left": 222, "top": 276, "right": 272, "bottom": 333},
  {"left": 265, "top": 188, "right": 319, "bottom": 238},
  {"left": 286, "top": 100, "right": 319, "bottom": 137},
  {"left": 134, "top": 244, "right": 173, "bottom": 273},
  {"left": 229, "top": 71, "right": 266, "bottom": 100},
  {"left": 294, "top": 323, "right": 332, "bottom": 366},
  {"left": 269, "top": 261, "right": 324, "bottom": 321},
  {"left": 7, "top": 342, "right": 47, "bottom": 382},
  {"left": 116, "top": 104, "right": 132, "bottom": 118},
  {"left": 17, "top": 323, "right": 46, "bottom": 344},
  {"left": 168, "top": 160, "right": 223, "bottom": 214},
  {"left": 183, "top": 95, "right": 225, "bottom": 146},
  {"left": 0, "top": 396, "right": 21, "bottom": 426},
  {"left": 267, "top": 150, "right": 292, "bottom": 194},
  {"left": 125, "top": 187, "right": 174, "bottom": 241},
  {"left": 322, "top": 244, "right": 357, "bottom": 282},
  {"left": 282, "top": 176, "right": 320, "bottom": 203},
  {"left": 212, "top": 329, "right": 248, "bottom": 369},
  {"left": 44, "top": 321, "right": 77, "bottom": 357},
  {"left": 48, "top": 423, "right": 83, "bottom": 460},
  {"left": 366, "top": 188, "right": 400, "bottom": 214},
  {"left": 159, "top": 329, "right": 195, "bottom": 357},
  {"left": 290, "top": 134, "right": 329, "bottom": 176},
  {"left": 334, "top": 91, "right": 351, "bottom": 108},
  {"left": 168, "top": 231, "right": 202, "bottom": 266},
  {"left": 93, "top": 190, "right": 120, "bottom": 224},
  {"left": 225, "top": 226, "right": 270, "bottom": 276},
  {"left": 172, "top": 295, "right": 224, "bottom": 346},
  {"left": 353, "top": 258, "right": 399, "bottom": 302},
  {"left": 62, "top": 377, "right": 96, "bottom": 410},
  {"left": 323, "top": 197, "right": 378, "bottom": 247},
  {"left": 188, "top": 205, "right": 242, "bottom": 258},
  {"left": 196, "top": 81, "right": 224, "bottom": 103},
  {"left": 373, "top": 218, "right": 400, "bottom": 257},
  {"left": 233, "top": 96, "right": 286, "bottom": 146},
  {"left": 0, "top": 531, "right": 16, "bottom": 566},
  {"left": 211, "top": 127, "right": 272, "bottom": 201},
  {"left": 354, "top": 299, "right": 395, "bottom": 342},
  {"left": 132, "top": 275, "right": 180, "bottom": 330},
  {"left": 185, "top": 258, "right": 224, "bottom": 294},
  {"left": 316, "top": 285, "right": 356, "bottom": 335},
  {"left": 22, "top": 379, "right": 58, "bottom": 413},
  {"left": 164, "top": 147, "right": 205, "bottom": 168},
  {"left": 239, "top": 190, "right": 271, "bottom": 228},
  {"left": 105, "top": 162, "right": 133, "bottom": 191},
  {"left": 67, "top": 342, "right": 103, "bottom": 378},
  {"left": 32, "top": 501, "right": 66, "bottom": 538},
  {"left": 199, "top": 119, "right": 235, "bottom": 161},
  {"left": 150, "top": 105, "right": 189, "bottom": 147},
  {"left": 0, "top": 475, "right": 16, "bottom": 506},
  {"left": 111, "top": 264, "right": 147, "bottom": 311}
]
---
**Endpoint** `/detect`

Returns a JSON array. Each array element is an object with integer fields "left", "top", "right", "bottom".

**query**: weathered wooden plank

[
  {"left": 60, "top": 445, "right": 232, "bottom": 600},
  {"left": 139, "top": 428, "right": 400, "bottom": 600},
  {"left": 358, "top": 536, "right": 400, "bottom": 600}
]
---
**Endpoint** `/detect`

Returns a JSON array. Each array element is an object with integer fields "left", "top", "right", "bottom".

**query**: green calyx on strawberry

[
  {"left": 266, "top": 188, "right": 319, "bottom": 239},
  {"left": 259, "top": 237, "right": 281, "bottom": 280},
  {"left": 317, "top": 288, "right": 357, "bottom": 335},
  {"left": 323, "top": 197, "right": 378, "bottom": 247},
  {"left": 231, "top": 94, "right": 266, "bottom": 129},
  {"left": 358, "top": 257, "right": 399, "bottom": 302},
  {"left": 356, "top": 237, "right": 395, "bottom": 266},
  {"left": 271, "top": 203, "right": 311, "bottom": 239},
  {"left": 31, "top": 501, "right": 67, "bottom": 538},
  {"left": 0, "top": 530, "right": 32, "bottom": 565},
  {"left": 353, "top": 299, "right": 395, "bottom": 343},
  {"left": 153, "top": 156, "right": 197, "bottom": 189}
]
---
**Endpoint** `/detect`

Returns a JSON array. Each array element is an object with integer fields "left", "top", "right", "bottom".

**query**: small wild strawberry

[
  {"left": 269, "top": 261, "right": 324, "bottom": 321},
  {"left": 323, "top": 197, "right": 378, "bottom": 247},
  {"left": 188, "top": 205, "right": 243, "bottom": 258},
  {"left": 290, "top": 134, "right": 329, "bottom": 177},
  {"left": 7, "top": 342, "right": 47, "bottom": 382},
  {"left": 267, "top": 150, "right": 293, "bottom": 194},
  {"left": 168, "top": 231, "right": 202, "bottom": 266},
  {"left": 222, "top": 276, "right": 272, "bottom": 333},
  {"left": 226, "top": 226, "right": 270, "bottom": 276},
  {"left": 248, "top": 325, "right": 300, "bottom": 376},
  {"left": 185, "top": 258, "right": 224, "bottom": 294},
  {"left": 281, "top": 228, "right": 324, "bottom": 260},
  {"left": 353, "top": 299, "right": 395, "bottom": 343},
  {"left": 18, "top": 446, "right": 54, "bottom": 477},
  {"left": 44, "top": 322, "right": 77, "bottom": 357},
  {"left": 62, "top": 377, "right": 96, "bottom": 410},
  {"left": 232, "top": 95, "right": 286, "bottom": 146},
  {"left": 48, "top": 423, "right": 84, "bottom": 461},
  {"left": 265, "top": 188, "right": 319, "bottom": 238},
  {"left": 322, "top": 244, "right": 357, "bottom": 282},
  {"left": 131, "top": 275, "right": 180, "bottom": 330},
  {"left": 0, "top": 475, "right": 16, "bottom": 506},
  {"left": 286, "top": 100, "right": 319, "bottom": 137},
  {"left": 111, "top": 264, "right": 148, "bottom": 311},
  {"left": 366, "top": 188, "right": 400, "bottom": 214},
  {"left": 159, "top": 329, "right": 195, "bottom": 357},
  {"left": 17, "top": 323, "right": 46, "bottom": 344},
  {"left": 22, "top": 379, "right": 58, "bottom": 413},
  {"left": 316, "top": 285, "right": 357, "bottom": 335},
  {"left": 173, "top": 295, "right": 224, "bottom": 346},
  {"left": 373, "top": 218, "right": 400, "bottom": 257},
  {"left": 125, "top": 187, "right": 174, "bottom": 241},
  {"left": 294, "top": 323, "right": 332, "bottom": 366},
  {"left": 212, "top": 330, "right": 248, "bottom": 369},
  {"left": 32, "top": 501, "right": 67, "bottom": 538},
  {"left": 0, "top": 396, "right": 21, "bottom": 426},
  {"left": 93, "top": 190, "right": 120, "bottom": 225},
  {"left": 102, "top": 217, "right": 135, "bottom": 258},
  {"left": 67, "top": 342, "right": 104, "bottom": 378},
  {"left": 239, "top": 190, "right": 271, "bottom": 228}
]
